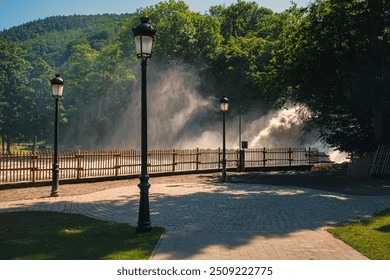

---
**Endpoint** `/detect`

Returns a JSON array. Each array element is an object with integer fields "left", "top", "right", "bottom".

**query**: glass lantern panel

[
  {"left": 52, "top": 84, "right": 64, "bottom": 97},
  {"left": 135, "top": 35, "right": 142, "bottom": 56},
  {"left": 220, "top": 103, "right": 229, "bottom": 112},
  {"left": 135, "top": 35, "right": 154, "bottom": 57}
]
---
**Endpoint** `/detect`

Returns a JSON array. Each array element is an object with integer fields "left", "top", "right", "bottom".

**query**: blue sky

[{"left": 0, "top": 0, "right": 310, "bottom": 31}]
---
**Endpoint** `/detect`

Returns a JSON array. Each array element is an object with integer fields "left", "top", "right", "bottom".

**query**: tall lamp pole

[
  {"left": 238, "top": 105, "right": 246, "bottom": 172},
  {"left": 133, "top": 17, "right": 156, "bottom": 233},
  {"left": 50, "top": 74, "right": 64, "bottom": 197},
  {"left": 239, "top": 105, "right": 242, "bottom": 150},
  {"left": 220, "top": 96, "right": 229, "bottom": 181}
]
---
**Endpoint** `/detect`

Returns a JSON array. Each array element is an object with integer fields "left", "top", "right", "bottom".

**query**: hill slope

[{"left": 0, "top": 14, "right": 132, "bottom": 67}]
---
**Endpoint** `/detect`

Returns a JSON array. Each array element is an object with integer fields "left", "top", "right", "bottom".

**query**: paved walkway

[{"left": 1, "top": 182, "right": 390, "bottom": 260}]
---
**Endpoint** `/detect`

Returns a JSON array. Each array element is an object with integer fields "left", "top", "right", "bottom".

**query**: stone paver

[{"left": 1, "top": 183, "right": 389, "bottom": 260}]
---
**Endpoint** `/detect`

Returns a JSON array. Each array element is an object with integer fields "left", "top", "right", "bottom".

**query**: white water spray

[
  {"left": 245, "top": 107, "right": 306, "bottom": 148},
  {"left": 69, "top": 62, "right": 345, "bottom": 162}
]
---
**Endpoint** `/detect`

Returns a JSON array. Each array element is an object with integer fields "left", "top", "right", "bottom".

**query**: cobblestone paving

[{"left": 1, "top": 183, "right": 389, "bottom": 260}]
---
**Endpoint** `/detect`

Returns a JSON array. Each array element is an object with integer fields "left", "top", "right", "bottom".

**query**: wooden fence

[
  {"left": 371, "top": 145, "right": 390, "bottom": 176},
  {"left": 347, "top": 145, "right": 390, "bottom": 177},
  {"left": 0, "top": 147, "right": 325, "bottom": 184},
  {"left": 346, "top": 153, "right": 375, "bottom": 177}
]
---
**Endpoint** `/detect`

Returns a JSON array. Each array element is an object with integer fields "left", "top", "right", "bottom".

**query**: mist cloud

[{"left": 64, "top": 61, "right": 320, "bottom": 152}]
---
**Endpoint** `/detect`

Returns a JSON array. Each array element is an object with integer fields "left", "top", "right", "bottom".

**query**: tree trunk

[
  {"left": 32, "top": 135, "right": 37, "bottom": 153},
  {"left": 6, "top": 136, "right": 11, "bottom": 154},
  {"left": 368, "top": 1, "right": 389, "bottom": 146},
  {"left": 1, "top": 134, "right": 4, "bottom": 154},
  {"left": 372, "top": 107, "right": 390, "bottom": 145}
]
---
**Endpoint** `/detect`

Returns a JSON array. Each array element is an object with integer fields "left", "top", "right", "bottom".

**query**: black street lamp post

[
  {"left": 50, "top": 74, "right": 64, "bottom": 197},
  {"left": 238, "top": 105, "right": 246, "bottom": 172},
  {"left": 220, "top": 96, "right": 229, "bottom": 181},
  {"left": 238, "top": 105, "right": 242, "bottom": 171},
  {"left": 133, "top": 17, "right": 156, "bottom": 233}
]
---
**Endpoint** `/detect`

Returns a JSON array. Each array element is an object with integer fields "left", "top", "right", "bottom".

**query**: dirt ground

[{"left": 1, "top": 171, "right": 390, "bottom": 202}]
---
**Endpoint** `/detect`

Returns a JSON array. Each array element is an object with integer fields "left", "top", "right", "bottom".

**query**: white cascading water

[{"left": 71, "top": 62, "right": 348, "bottom": 162}]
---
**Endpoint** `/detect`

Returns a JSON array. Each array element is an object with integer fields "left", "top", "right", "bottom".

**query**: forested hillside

[
  {"left": 1, "top": 14, "right": 130, "bottom": 67},
  {"left": 0, "top": 0, "right": 389, "bottom": 154}
]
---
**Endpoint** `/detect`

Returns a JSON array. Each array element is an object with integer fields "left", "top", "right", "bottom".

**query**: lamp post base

[
  {"left": 221, "top": 159, "right": 227, "bottom": 182},
  {"left": 50, "top": 190, "right": 59, "bottom": 197},
  {"left": 137, "top": 174, "right": 152, "bottom": 233},
  {"left": 51, "top": 163, "right": 59, "bottom": 197},
  {"left": 136, "top": 223, "right": 152, "bottom": 233}
]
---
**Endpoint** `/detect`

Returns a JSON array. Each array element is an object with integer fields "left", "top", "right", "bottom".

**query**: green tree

[
  {"left": 119, "top": 0, "right": 222, "bottom": 66},
  {"left": 211, "top": 0, "right": 274, "bottom": 39},
  {"left": 212, "top": 35, "right": 275, "bottom": 108},
  {"left": 207, "top": 1, "right": 284, "bottom": 109},
  {"left": 60, "top": 41, "right": 137, "bottom": 148},
  {"left": 83, "top": 42, "right": 136, "bottom": 147},
  {"left": 0, "top": 38, "right": 31, "bottom": 153},
  {"left": 279, "top": 0, "right": 390, "bottom": 154},
  {"left": 24, "top": 58, "right": 55, "bottom": 151},
  {"left": 60, "top": 43, "right": 99, "bottom": 146}
]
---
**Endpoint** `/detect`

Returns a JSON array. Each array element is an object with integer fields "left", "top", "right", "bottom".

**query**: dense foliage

[
  {"left": 1, "top": 14, "right": 129, "bottom": 67},
  {"left": 0, "top": 0, "right": 389, "bottom": 154},
  {"left": 279, "top": 0, "right": 390, "bottom": 154}
]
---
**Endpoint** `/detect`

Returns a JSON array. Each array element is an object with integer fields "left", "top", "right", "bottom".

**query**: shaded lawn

[
  {"left": 0, "top": 211, "right": 163, "bottom": 260},
  {"left": 328, "top": 209, "right": 390, "bottom": 260}
]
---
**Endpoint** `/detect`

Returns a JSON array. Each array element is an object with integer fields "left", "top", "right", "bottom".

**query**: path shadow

[{"left": 3, "top": 182, "right": 390, "bottom": 259}]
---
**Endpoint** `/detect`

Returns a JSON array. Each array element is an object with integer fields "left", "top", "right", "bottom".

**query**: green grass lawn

[
  {"left": 0, "top": 211, "right": 164, "bottom": 260},
  {"left": 328, "top": 208, "right": 390, "bottom": 260}
]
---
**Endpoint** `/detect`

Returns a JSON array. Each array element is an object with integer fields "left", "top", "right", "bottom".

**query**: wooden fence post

[
  {"left": 114, "top": 150, "right": 120, "bottom": 176},
  {"left": 263, "top": 147, "right": 266, "bottom": 167},
  {"left": 238, "top": 149, "right": 245, "bottom": 172},
  {"left": 172, "top": 149, "right": 176, "bottom": 172},
  {"left": 31, "top": 152, "right": 37, "bottom": 182},
  {"left": 196, "top": 148, "right": 199, "bottom": 171},
  {"left": 76, "top": 150, "right": 82, "bottom": 179},
  {"left": 288, "top": 147, "right": 293, "bottom": 166}
]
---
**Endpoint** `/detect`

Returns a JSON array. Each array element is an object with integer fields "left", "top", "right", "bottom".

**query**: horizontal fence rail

[{"left": 0, "top": 147, "right": 327, "bottom": 184}]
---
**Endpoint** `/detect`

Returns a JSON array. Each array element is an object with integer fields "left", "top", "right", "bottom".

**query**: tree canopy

[
  {"left": 277, "top": 0, "right": 390, "bottom": 153},
  {"left": 0, "top": 0, "right": 389, "bottom": 154}
]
